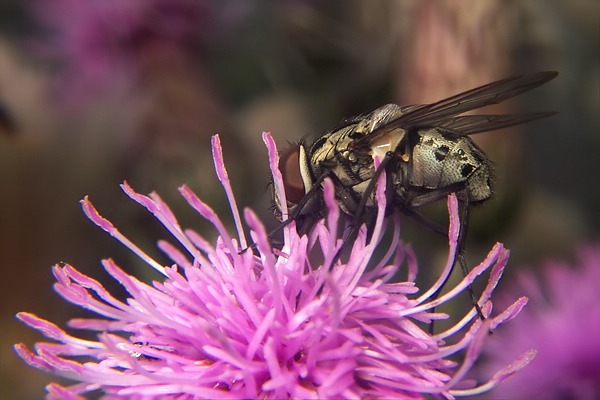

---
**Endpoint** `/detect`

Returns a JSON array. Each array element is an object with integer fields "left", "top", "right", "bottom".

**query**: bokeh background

[{"left": 0, "top": 0, "right": 597, "bottom": 398}]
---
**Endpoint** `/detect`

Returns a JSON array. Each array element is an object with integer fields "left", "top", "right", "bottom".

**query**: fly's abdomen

[
  {"left": 409, "top": 128, "right": 494, "bottom": 203},
  {"left": 439, "top": 135, "right": 494, "bottom": 202},
  {"left": 409, "top": 128, "right": 454, "bottom": 189}
]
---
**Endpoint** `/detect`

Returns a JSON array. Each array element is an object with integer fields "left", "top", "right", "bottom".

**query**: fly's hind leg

[
  {"left": 446, "top": 198, "right": 485, "bottom": 322},
  {"left": 403, "top": 187, "right": 485, "bottom": 333}
]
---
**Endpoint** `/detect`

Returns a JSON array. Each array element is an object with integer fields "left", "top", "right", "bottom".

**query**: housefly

[
  {"left": 277, "top": 71, "right": 557, "bottom": 228},
  {"left": 273, "top": 71, "right": 558, "bottom": 320}
]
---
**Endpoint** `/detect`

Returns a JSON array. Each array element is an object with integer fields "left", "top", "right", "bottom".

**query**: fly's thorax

[
  {"left": 409, "top": 128, "right": 494, "bottom": 202},
  {"left": 364, "top": 104, "right": 403, "bottom": 131},
  {"left": 309, "top": 126, "right": 370, "bottom": 183},
  {"left": 309, "top": 103, "right": 403, "bottom": 166},
  {"left": 306, "top": 119, "right": 390, "bottom": 215},
  {"left": 369, "top": 128, "right": 406, "bottom": 162},
  {"left": 309, "top": 127, "right": 356, "bottom": 168}
]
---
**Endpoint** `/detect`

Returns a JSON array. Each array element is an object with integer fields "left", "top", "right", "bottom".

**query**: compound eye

[{"left": 279, "top": 144, "right": 305, "bottom": 205}]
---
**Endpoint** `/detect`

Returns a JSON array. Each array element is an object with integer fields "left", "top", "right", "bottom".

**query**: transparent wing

[
  {"left": 438, "top": 112, "right": 557, "bottom": 135},
  {"left": 362, "top": 71, "right": 558, "bottom": 141}
]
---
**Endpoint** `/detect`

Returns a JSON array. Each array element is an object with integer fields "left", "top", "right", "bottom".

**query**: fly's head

[{"left": 275, "top": 141, "right": 317, "bottom": 221}]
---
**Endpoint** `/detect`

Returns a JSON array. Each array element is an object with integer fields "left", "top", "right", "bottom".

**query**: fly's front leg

[
  {"left": 324, "top": 152, "right": 395, "bottom": 272},
  {"left": 239, "top": 172, "right": 329, "bottom": 255}
]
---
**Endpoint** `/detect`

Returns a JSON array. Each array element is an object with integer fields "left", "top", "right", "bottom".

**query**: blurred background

[{"left": 0, "top": 0, "right": 597, "bottom": 398}]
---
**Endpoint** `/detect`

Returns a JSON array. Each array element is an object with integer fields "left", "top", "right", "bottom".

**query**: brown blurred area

[{"left": 0, "top": 1, "right": 597, "bottom": 397}]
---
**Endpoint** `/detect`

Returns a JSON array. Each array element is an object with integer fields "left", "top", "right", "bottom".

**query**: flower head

[
  {"left": 16, "top": 133, "right": 531, "bottom": 399},
  {"left": 476, "top": 245, "right": 600, "bottom": 399}
]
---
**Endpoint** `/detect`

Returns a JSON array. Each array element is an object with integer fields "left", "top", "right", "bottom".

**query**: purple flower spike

[{"left": 16, "top": 132, "right": 531, "bottom": 399}]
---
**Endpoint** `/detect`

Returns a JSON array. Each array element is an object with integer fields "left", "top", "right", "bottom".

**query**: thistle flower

[
  {"left": 15, "top": 132, "right": 532, "bottom": 399},
  {"left": 476, "top": 245, "right": 600, "bottom": 399}
]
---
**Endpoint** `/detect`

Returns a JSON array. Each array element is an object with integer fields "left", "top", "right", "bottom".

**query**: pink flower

[
  {"left": 476, "top": 245, "right": 600, "bottom": 399},
  {"left": 15, "top": 133, "right": 531, "bottom": 399}
]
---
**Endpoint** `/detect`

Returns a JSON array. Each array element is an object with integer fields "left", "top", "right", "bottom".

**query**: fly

[
  {"left": 277, "top": 71, "right": 557, "bottom": 227},
  {"left": 273, "top": 71, "right": 558, "bottom": 322}
]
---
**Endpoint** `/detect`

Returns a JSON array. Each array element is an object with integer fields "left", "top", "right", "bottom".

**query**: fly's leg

[
  {"left": 405, "top": 187, "right": 485, "bottom": 332},
  {"left": 456, "top": 199, "right": 485, "bottom": 322},
  {"left": 427, "top": 198, "right": 485, "bottom": 335},
  {"left": 409, "top": 197, "right": 486, "bottom": 334},
  {"left": 323, "top": 151, "right": 395, "bottom": 271},
  {"left": 239, "top": 172, "right": 329, "bottom": 255}
]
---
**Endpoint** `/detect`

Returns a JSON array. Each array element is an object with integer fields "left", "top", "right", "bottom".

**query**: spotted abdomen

[{"left": 408, "top": 128, "right": 494, "bottom": 203}]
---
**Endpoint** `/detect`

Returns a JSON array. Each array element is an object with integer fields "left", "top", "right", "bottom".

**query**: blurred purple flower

[
  {"left": 15, "top": 133, "right": 532, "bottom": 398},
  {"left": 477, "top": 245, "right": 600, "bottom": 399},
  {"left": 32, "top": 0, "right": 212, "bottom": 106}
]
